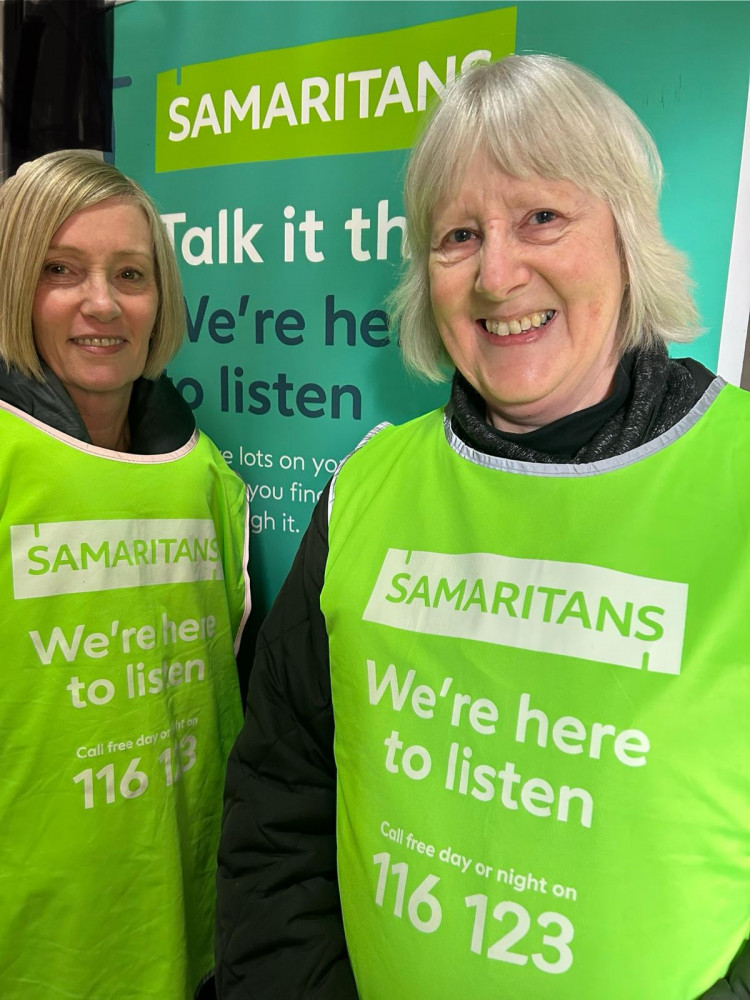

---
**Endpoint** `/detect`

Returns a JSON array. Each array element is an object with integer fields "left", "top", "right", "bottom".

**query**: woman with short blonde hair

[
  {"left": 0, "top": 149, "right": 184, "bottom": 381},
  {"left": 0, "top": 149, "right": 250, "bottom": 1000}
]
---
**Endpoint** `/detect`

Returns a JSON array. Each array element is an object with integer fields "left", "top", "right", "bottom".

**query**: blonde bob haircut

[
  {"left": 0, "top": 149, "right": 184, "bottom": 380},
  {"left": 390, "top": 54, "right": 700, "bottom": 381}
]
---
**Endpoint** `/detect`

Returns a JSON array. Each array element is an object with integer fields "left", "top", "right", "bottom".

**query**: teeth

[
  {"left": 75, "top": 337, "right": 122, "bottom": 347},
  {"left": 485, "top": 311, "right": 555, "bottom": 337}
]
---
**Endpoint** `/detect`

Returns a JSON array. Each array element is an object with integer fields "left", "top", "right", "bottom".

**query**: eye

[
  {"left": 529, "top": 210, "right": 557, "bottom": 226},
  {"left": 43, "top": 262, "right": 69, "bottom": 276},
  {"left": 447, "top": 228, "right": 476, "bottom": 244},
  {"left": 119, "top": 268, "right": 143, "bottom": 281}
]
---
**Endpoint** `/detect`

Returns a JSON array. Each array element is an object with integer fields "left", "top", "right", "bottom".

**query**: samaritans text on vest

[
  {"left": 11, "top": 518, "right": 223, "bottom": 599},
  {"left": 363, "top": 548, "right": 688, "bottom": 675}
]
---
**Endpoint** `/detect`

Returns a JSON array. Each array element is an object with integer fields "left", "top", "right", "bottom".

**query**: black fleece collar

[
  {"left": 451, "top": 347, "right": 715, "bottom": 464},
  {"left": 0, "top": 363, "right": 196, "bottom": 456}
]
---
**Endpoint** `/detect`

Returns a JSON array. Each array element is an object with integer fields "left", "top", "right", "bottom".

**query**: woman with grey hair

[
  {"left": 217, "top": 55, "right": 749, "bottom": 999},
  {"left": 0, "top": 150, "right": 250, "bottom": 1000}
]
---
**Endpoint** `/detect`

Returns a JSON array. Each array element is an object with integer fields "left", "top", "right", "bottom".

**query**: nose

[
  {"left": 82, "top": 272, "right": 121, "bottom": 322},
  {"left": 475, "top": 232, "right": 530, "bottom": 300}
]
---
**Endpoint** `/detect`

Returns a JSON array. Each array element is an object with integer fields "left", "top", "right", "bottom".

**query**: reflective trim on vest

[
  {"left": 0, "top": 406, "right": 248, "bottom": 1000},
  {"left": 322, "top": 382, "right": 750, "bottom": 1000}
]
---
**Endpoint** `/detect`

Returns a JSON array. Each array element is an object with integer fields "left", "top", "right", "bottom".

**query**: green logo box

[{"left": 155, "top": 7, "right": 516, "bottom": 172}]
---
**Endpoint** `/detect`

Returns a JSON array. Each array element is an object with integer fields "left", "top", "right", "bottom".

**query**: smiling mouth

[
  {"left": 482, "top": 310, "right": 556, "bottom": 337},
  {"left": 71, "top": 337, "right": 124, "bottom": 347}
]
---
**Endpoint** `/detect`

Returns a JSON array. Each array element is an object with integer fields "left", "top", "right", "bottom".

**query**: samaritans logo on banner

[
  {"left": 156, "top": 8, "right": 516, "bottom": 171},
  {"left": 363, "top": 549, "right": 689, "bottom": 674}
]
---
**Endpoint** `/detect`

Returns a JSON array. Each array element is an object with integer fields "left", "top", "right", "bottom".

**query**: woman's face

[
  {"left": 429, "top": 155, "right": 625, "bottom": 433},
  {"left": 32, "top": 198, "right": 158, "bottom": 415}
]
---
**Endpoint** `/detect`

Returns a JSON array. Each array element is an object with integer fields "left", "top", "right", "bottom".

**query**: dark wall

[{"left": 3, "top": 0, "right": 113, "bottom": 175}]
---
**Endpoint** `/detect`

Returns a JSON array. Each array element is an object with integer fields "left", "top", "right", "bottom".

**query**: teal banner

[{"left": 112, "top": 1, "right": 749, "bottom": 613}]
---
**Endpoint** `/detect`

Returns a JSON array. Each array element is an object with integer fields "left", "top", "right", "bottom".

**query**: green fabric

[
  {"left": 323, "top": 384, "right": 750, "bottom": 1000},
  {"left": 0, "top": 405, "right": 247, "bottom": 1000}
]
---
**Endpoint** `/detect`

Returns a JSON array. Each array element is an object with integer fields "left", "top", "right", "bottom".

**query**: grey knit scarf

[{"left": 451, "top": 347, "right": 713, "bottom": 464}]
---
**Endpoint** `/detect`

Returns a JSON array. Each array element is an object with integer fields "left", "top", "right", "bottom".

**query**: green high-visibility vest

[
  {"left": 322, "top": 380, "right": 750, "bottom": 1000},
  {"left": 0, "top": 402, "right": 249, "bottom": 1000}
]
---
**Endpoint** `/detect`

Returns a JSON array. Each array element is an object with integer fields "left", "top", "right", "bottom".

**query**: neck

[
  {"left": 69, "top": 387, "right": 133, "bottom": 452},
  {"left": 487, "top": 358, "right": 620, "bottom": 435}
]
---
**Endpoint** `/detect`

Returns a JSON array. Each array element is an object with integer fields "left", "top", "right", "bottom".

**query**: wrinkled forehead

[
  {"left": 436, "top": 140, "right": 598, "bottom": 220},
  {"left": 417, "top": 89, "right": 618, "bottom": 236}
]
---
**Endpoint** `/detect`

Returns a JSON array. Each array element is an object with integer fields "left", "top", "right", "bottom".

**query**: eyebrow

[{"left": 45, "top": 243, "right": 153, "bottom": 258}]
